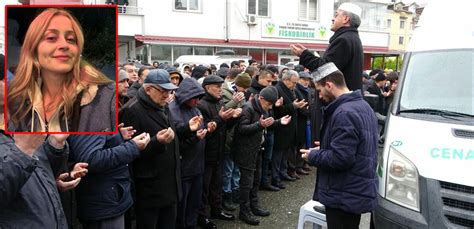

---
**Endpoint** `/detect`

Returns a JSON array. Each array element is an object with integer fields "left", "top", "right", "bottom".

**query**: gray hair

[
  {"left": 282, "top": 70, "right": 299, "bottom": 80},
  {"left": 342, "top": 11, "right": 361, "bottom": 28}
]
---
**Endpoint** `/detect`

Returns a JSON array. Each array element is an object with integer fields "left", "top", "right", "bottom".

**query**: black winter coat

[
  {"left": 197, "top": 93, "right": 226, "bottom": 163},
  {"left": 299, "top": 27, "right": 363, "bottom": 91},
  {"left": 119, "top": 88, "right": 181, "bottom": 208},
  {"left": 295, "top": 83, "right": 312, "bottom": 145},
  {"left": 233, "top": 96, "right": 282, "bottom": 170},
  {"left": 273, "top": 81, "right": 302, "bottom": 150},
  {"left": 244, "top": 77, "right": 265, "bottom": 100},
  {"left": 367, "top": 83, "right": 386, "bottom": 115}
]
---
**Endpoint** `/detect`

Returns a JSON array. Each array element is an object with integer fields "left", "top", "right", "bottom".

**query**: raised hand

[
  {"left": 207, "top": 121, "right": 217, "bottom": 133},
  {"left": 232, "top": 108, "right": 243, "bottom": 118},
  {"left": 188, "top": 115, "right": 203, "bottom": 131},
  {"left": 56, "top": 162, "right": 88, "bottom": 192},
  {"left": 196, "top": 128, "right": 208, "bottom": 140},
  {"left": 293, "top": 99, "right": 308, "bottom": 109},
  {"left": 275, "top": 97, "right": 284, "bottom": 107},
  {"left": 132, "top": 132, "right": 151, "bottom": 150},
  {"left": 156, "top": 127, "right": 175, "bottom": 144},
  {"left": 232, "top": 92, "right": 245, "bottom": 103},
  {"left": 70, "top": 162, "right": 89, "bottom": 179},
  {"left": 290, "top": 43, "right": 307, "bottom": 57},
  {"left": 219, "top": 106, "right": 234, "bottom": 120},
  {"left": 259, "top": 115, "right": 274, "bottom": 128},
  {"left": 166, "top": 92, "right": 175, "bottom": 104},
  {"left": 300, "top": 149, "right": 311, "bottom": 161},
  {"left": 119, "top": 123, "right": 136, "bottom": 140},
  {"left": 56, "top": 173, "right": 81, "bottom": 192},
  {"left": 280, "top": 115, "right": 292, "bottom": 125}
]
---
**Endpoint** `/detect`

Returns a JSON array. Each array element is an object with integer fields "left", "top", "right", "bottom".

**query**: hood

[
  {"left": 175, "top": 77, "right": 205, "bottom": 106},
  {"left": 191, "top": 65, "right": 208, "bottom": 80},
  {"left": 384, "top": 115, "right": 474, "bottom": 187}
]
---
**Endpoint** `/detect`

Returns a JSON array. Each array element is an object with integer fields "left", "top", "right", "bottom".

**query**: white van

[
  {"left": 373, "top": 0, "right": 474, "bottom": 228},
  {"left": 174, "top": 55, "right": 252, "bottom": 70}
]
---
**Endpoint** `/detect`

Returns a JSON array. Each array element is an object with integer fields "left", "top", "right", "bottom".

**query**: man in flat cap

[
  {"left": 119, "top": 69, "right": 182, "bottom": 228},
  {"left": 196, "top": 75, "right": 238, "bottom": 228},
  {"left": 301, "top": 63, "right": 378, "bottom": 229}
]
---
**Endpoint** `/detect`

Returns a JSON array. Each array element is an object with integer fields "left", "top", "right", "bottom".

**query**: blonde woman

[{"left": 7, "top": 8, "right": 116, "bottom": 132}]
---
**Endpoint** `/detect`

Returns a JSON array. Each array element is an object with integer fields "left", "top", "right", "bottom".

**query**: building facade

[
  {"left": 0, "top": 0, "right": 395, "bottom": 69},
  {"left": 387, "top": 2, "right": 414, "bottom": 52},
  {"left": 117, "top": 0, "right": 391, "bottom": 69}
]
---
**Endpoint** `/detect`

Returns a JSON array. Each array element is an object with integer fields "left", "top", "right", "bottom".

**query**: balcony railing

[{"left": 117, "top": 5, "right": 143, "bottom": 15}]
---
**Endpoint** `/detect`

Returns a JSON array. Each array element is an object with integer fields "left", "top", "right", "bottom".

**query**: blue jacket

[
  {"left": 168, "top": 78, "right": 206, "bottom": 178},
  {"left": 0, "top": 133, "right": 68, "bottom": 228},
  {"left": 308, "top": 90, "right": 378, "bottom": 214},
  {"left": 67, "top": 134, "right": 140, "bottom": 221}
]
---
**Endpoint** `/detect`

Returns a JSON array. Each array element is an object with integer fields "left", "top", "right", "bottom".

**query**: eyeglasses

[{"left": 150, "top": 86, "right": 171, "bottom": 95}]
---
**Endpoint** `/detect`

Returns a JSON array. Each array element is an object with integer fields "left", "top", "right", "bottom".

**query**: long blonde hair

[{"left": 8, "top": 8, "right": 113, "bottom": 126}]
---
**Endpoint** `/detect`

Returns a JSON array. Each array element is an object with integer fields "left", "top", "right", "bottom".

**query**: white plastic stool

[{"left": 297, "top": 200, "right": 327, "bottom": 229}]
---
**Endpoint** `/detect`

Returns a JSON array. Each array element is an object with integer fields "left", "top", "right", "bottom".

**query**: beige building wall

[{"left": 387, "top": 7, "right": 413, "bottom": 52}]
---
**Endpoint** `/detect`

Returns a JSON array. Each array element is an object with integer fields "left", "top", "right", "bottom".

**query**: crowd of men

[
  {"left": 1, "top": 2, "right": 388, "bottom": 229},
  {"left": 114, "top": 59, "right": 318, "bottom": 228}
]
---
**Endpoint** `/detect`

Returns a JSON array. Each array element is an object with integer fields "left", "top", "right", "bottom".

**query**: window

[
  {"left": 194, "top": 47, "right": 213, "bottom": 55},
  {"left": 174, "top": 0, "right": 200, "bottom": 12},
  {"left": 400, "top": 50, "right": 473, "bottom": 116},
  {"left": 399, "top": 36, "right": 404, "bottom": 45},
  {"left": 387, "top": 19, "right": 391, "bottom": 28},
  {"left": 151, "top": 45, "right": 172, "bottom": 64},
  {"left": 265, "top": 49, "right": 279, "bottom": 64},
  {"left": 173, "top": 46, "right": 192, "bottom": 62},
  {"left": 400, "top": 20, "right": 405, "bottom": 29},
  {"left": 249, "top": 49, "right": 263, "bottom": 63},
  {"left": 299, "top": 0, "right": 318, "bottom": 20},
  {"left": 248, "top": 0, "right": 269, "bottom": 17}
]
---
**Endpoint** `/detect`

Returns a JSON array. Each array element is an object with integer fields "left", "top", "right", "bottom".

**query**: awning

[{"left": 134, "top": 35, "right": 390, "bottom": 54}]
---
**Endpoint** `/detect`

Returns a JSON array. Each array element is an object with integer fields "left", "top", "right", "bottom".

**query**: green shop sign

[{"left": 262, "top": 20, "right": 329, "bottom": 40}]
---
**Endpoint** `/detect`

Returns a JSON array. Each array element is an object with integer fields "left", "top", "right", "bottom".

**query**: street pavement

[{"left": 214, "top": 169, "right": 370, "bottom": 228}]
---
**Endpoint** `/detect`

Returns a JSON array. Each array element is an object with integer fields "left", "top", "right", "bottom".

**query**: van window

[{"left": 399, "top": 49, "right": 473, "bottom": 116}]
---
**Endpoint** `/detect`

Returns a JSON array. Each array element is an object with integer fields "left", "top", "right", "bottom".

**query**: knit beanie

[
  {"left": 234, "top": 73, "right": 252, "bottom": 88},
  {"left": 260, "top": 86, "right": 278, "bottom": 104}
]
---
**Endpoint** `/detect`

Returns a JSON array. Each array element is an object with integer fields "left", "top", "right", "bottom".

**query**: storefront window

[
  {"left": 249, "top": 49, "right": 263, "bottom": 63},
  {"left": 234, "top": 48, "right": 249, "bottom": 56},
  {"left": 151, "top": 45, "right": 172, "bottom": 64},
  {"left": 194, "top": 46, "right": 213, "bottom": 55},
  {"left": 173, "top": 45, "right": 193, "bottom": 62},
  {"left": 266, "top": 49, "right": 279, "bottom": 64}
]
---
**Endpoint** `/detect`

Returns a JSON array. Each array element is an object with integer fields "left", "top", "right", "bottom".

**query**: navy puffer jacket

[
  {"left": 308, "top": 90, "right": 378, "bottom": 214},
  {"left": 68, "top": 134, "right": 140, "bottom": 221}
]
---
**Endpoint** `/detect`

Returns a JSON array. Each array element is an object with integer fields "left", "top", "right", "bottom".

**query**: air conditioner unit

[{"left": 246, "top": 14, "right": 257, "bottom": 25}]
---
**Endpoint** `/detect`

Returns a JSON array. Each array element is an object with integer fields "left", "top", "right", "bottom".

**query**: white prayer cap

[
  {"left": 338, "top": 2, "right": 362, "bottom": 18},
  {"left": 311, "top": 62, "right": 340, "bottom": 82}
]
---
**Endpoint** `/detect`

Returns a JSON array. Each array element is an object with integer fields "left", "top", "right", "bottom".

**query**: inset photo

[{"left": 5, "top": 5, "right": 118, "bottom": 133}]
